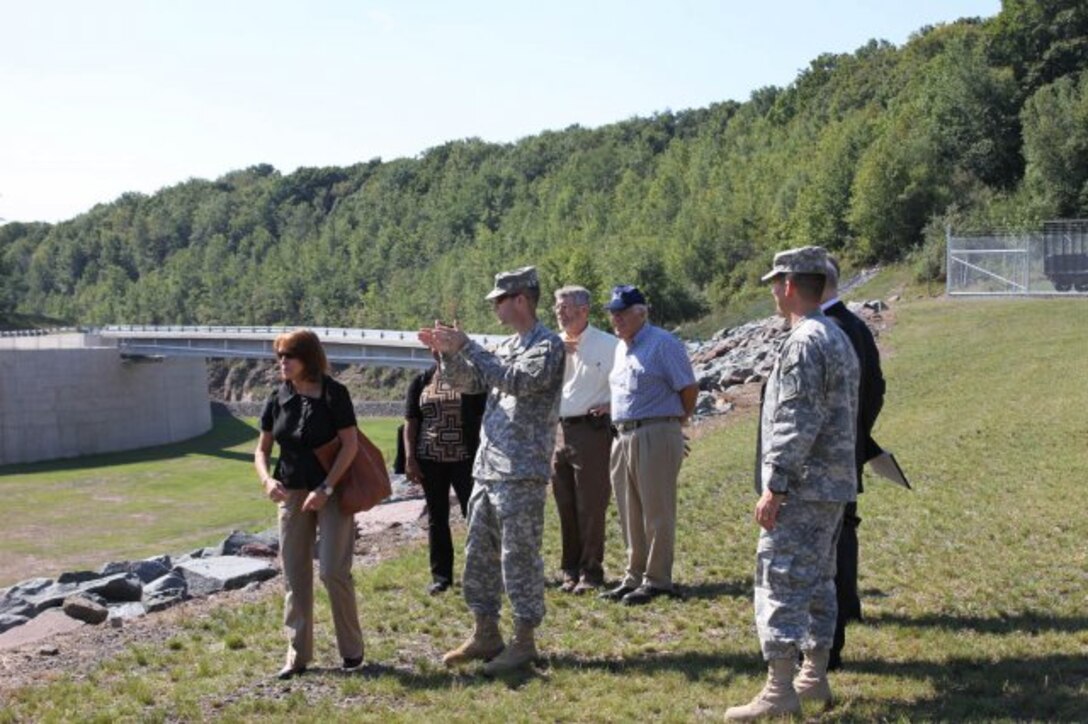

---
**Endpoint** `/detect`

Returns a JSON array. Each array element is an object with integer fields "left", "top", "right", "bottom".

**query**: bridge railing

[
  {"left": 81, "top": 324, "right": 506, "bottom": 368},
  {"left": 94, "top": 324, "right": 502, "bottom": 346}
]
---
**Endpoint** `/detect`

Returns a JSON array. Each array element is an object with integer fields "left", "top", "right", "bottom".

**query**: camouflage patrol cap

[
  {"left": 485, "top": 266, "right": 540, "bottom": 300},
  {"left": 761, "top": 246, "right": 830, "bottom": 282}
]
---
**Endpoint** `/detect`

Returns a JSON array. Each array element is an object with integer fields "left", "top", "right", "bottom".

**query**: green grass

[
  {"left": 0, "top": 417, "right": 401, "bottom": 587},
  {"left": 2, "top": 296, "right": 1087, "bottom": 721}
]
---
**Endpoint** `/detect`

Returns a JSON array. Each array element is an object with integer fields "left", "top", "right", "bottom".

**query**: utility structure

[
  {"left": 947, "top": 219, "right": 1088, "bottom": 296},
  {"left": 1042, "top": 220, "right": 1088, "bottom": 292}
]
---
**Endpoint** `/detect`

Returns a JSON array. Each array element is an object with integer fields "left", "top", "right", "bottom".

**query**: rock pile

[
  {"left": 0, "top": 530, "right": 280, "bottom": 634},
  {"left": 689, "top": 300, "right": 889, "bottom": 418}
]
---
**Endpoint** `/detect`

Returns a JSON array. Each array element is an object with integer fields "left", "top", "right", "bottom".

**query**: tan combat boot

[
  {"left": 442, "top": 614, "right": 504, "bottom": 666},
  {"left": 793, "top": 648, "right": 833, "bottom": 707},
  {"left": 481, "top": 620, "right": 538, "bottom": 675},
  {"left": 724, "top": 657, "right": 801, "bottom": 721}
]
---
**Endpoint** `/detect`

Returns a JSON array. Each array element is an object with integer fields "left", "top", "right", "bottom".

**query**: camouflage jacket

[
  {"left": 440, "top": 320, "right": 565, "bottom": 481},
  {"left": 760, "top": 311, "right": 859, "bottom": 502}
]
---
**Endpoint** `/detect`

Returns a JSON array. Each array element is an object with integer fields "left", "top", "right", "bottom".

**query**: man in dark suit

[{"left": 820, "top": 256, "right": 885, "bottom": 671}]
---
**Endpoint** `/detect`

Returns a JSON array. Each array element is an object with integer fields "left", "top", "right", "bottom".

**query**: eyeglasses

[{"left": 276, "top": 351, "right": 297, "bottom": 360}]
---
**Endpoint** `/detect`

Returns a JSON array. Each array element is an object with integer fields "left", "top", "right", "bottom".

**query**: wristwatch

[{"left": 319, "top": 482, "right": 335, "bottom": 497}]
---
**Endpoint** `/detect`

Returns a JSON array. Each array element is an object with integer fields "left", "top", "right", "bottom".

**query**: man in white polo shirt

[{"left": 550, "top": 285, "right": 619, "bottom": 594}]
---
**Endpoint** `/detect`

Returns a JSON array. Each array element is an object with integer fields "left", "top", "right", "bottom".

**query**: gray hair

[
  {"left": 554, "top": 285, "right": 591, "bottom": 307},
  {"left": 629, "top": 303, "right": 650, "bottom": 320}
]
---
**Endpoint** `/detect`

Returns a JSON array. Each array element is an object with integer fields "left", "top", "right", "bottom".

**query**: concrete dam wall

[{"left": 0, "top": 334, "right": 211, "bottom": 466}]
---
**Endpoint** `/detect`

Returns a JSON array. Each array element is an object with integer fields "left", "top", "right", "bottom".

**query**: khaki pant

[
  {"left": 279, "top": 489, "right": 363, "bottom": 668},
  {"left": 610, "top": 420, "right": 684, "bottom": 590}
]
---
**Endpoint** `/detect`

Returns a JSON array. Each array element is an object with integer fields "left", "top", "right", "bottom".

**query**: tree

[{"left": 1021, "top": 73, "right": 1088, "bottom": 216}]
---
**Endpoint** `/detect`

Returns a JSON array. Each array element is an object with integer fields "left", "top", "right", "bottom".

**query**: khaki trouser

[
  {"left": 279, "top": 489, "right": 363, "bottom": 668},
  {"left": 609, "top": 419, "right": 685, "bottom": 590}
]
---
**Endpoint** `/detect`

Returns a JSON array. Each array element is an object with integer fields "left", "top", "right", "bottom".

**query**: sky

[{"left": 0, "top": 0, "right": 1000, "bottom": 224}]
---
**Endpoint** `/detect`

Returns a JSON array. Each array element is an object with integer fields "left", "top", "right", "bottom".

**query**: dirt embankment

[{"left": 206, "top": 359, "right": 415, "bottom": 404}]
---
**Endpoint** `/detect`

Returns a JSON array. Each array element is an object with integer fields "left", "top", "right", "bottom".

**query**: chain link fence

[{"left": 947, "top": 221, "right": 1088, "bottom": 296}]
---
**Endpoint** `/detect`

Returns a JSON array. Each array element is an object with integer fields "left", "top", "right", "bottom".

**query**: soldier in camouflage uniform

[
  {"left": 726, "top": 246, "right": 859, "bottom": 721},
  {"left": 418, "top": 266, "right": 565, "bottom": 675}
]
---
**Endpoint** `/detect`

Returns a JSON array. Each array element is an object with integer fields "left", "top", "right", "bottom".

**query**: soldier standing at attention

[
  {"left": 726, "top": 247, "right": 859, "bottom": 721},
  {"left": 550, "top": 285, "right": 619, "bottom": 594},
  {"left": 418, "top": 266, "right": 565, "bottom": 675}
]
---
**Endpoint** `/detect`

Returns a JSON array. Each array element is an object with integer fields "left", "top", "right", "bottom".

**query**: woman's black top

[{"left": 260, "top": 375, "right": 357, "bottom": 491}]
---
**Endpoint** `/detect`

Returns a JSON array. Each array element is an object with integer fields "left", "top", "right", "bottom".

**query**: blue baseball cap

[{"left": 604, "top": 284, "right": 647, "bottom": 312}]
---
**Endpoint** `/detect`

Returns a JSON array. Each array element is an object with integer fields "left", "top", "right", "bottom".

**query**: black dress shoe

[
  {"left": 621, "top": 585, "right": 673, "bottom": 606},
  {"left": 276, "top": 664, "right": 306, "bottom": 680},
  {"left": 342, "top": 656, "right": 364, "bottom": 671},
  {"left": 428, "top": 581, "right": 451, "bottom": 596},
  {"left": 598, "top": 584, "right": 636, "bottom": 601}
]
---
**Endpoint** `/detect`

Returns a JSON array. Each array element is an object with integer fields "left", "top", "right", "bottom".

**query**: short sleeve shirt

[
  {"left": 609, "top": 323, "right": 696, "bottom": 422},
  {"left": 260, "top": 376, "right": 356, "bottom": 490}
]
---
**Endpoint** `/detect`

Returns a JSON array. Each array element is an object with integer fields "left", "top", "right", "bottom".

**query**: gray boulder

[
  {"left": 108, "top": 602, "right": 148, "bottom": 620},
  {"left": 23, "top": 581, "right": 81, "bottom": 615},
  {"left": 82, "top": 573, "right": 143, "bottom": 603},
  {"left": 143, "top": 571, "right": 189, "bottom": 613},
  {"left": 100, "top": 556, "right": 172, "bottom": 584},
  {"left": 216, "top": 529, "right": 279, "bottom": 557},
  {"left": 174, "top": 556, "right": 277, "bottom": 598},
  {"left": 0, "top": 613, "right": 30, "bottom": 634},
  {"left": 56, "top": 570, "right": 105, "bottom": 585},
  {"left": 63, "top": 595, "right": 109, "bottom": 625},
  {"left": 0, "top": 579, "right": 49, "bottom": 619}
]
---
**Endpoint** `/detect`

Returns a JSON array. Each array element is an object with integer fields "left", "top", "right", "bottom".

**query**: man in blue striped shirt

[{"left": 599, "top": 285, "right": 698, "bottom": 606}]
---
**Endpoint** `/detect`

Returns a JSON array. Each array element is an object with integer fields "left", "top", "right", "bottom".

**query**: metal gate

[{"left": 947, "top": 222, "right": 1088, "bottom": 296}]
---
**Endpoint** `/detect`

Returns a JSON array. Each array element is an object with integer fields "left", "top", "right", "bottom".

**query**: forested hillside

[{"left": 1, "top": 1, "right": 1085, "bottom": 332}]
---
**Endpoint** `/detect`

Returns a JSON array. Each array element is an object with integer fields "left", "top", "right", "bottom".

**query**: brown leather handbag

[{"left": 313, "top": 429, "right": 392, "bottom": 514}]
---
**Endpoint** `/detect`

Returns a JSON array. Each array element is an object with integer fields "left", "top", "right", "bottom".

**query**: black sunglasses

[
  {"left": 276, "top": 351, "right": 297, "bottom": 360},
  {"left": 492, "top": 291, "right": 521, "bottom": 305}
]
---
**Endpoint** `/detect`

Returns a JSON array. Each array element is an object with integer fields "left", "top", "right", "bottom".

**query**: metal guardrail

[
  {"left": 0, "top": 327, "right": 83, "bottom": 337},
  {"left": 80, "top": 324, "right": 505, "bottom": 369},
  {"left": 94, "top": 324, "right": 502, "bottom": 345}
]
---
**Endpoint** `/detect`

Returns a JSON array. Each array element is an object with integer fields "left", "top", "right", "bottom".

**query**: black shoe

[
  {"left": 342, "top": 656, "right": 364, "bottom": 671},
  {"left": 598, "top": 584, "right": 636, "bottom": 602},
  {"left": 276, "top": 664, "right": 306, "bottom": 680},
  {"left": 621, "top": 585, "right": 673, "bottom": 606},
  {"left": 428, "top": 581, "right": 451, "bottom": 596}
]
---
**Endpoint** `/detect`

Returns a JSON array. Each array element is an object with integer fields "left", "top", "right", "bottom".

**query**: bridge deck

[{"left": 93, "top": 325, "right": 504, "bottom": 369}]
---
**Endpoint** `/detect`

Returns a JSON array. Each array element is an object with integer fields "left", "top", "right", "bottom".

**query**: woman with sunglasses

[{"left": 254, "top": 329, "right": 364, "bottom": 680}]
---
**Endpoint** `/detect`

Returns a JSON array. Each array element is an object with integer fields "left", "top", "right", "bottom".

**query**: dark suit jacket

[{"left": 823, "top": 300, "right": 885, "bottom": 492}]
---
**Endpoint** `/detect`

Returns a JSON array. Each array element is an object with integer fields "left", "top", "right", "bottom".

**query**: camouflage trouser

[
  {"left": 462, "top": 478, "right": 548, "bottom": 627},
  {"left": 754, "top": 500, "right": 844, "bottom": 660}
]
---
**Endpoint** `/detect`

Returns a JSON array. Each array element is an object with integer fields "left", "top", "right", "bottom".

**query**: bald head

[{"left": 822, "top": 256, "right": 841, "bottom": 303}]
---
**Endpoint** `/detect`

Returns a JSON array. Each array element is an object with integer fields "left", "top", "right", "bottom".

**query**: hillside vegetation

[
  {"left": 1, "top": 283, "right": 1086, "bottom": 720},
  {"left": 1, "top": 1, "right": 1087, "bottom": 333}
]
